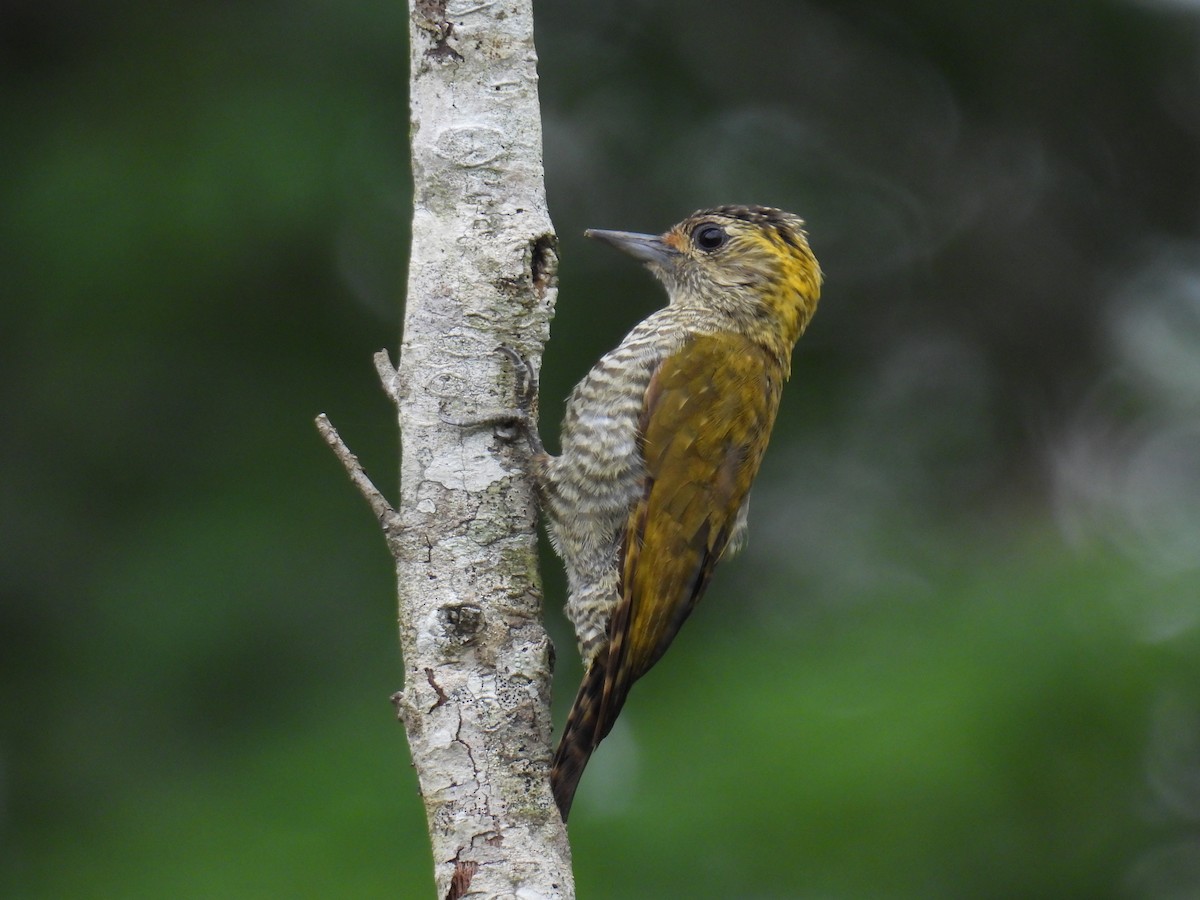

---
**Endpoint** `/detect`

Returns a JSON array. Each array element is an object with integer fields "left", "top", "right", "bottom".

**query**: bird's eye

[{"left": 692, "top": 224, "right": 728, "bottom": 252}]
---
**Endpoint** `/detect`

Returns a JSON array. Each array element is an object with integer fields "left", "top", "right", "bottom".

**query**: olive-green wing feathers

[
  {"left": 550, "top": 331, "right": 785, "bottom": 819},
  {"left": 600, "top": 332, "right": 783, "bottom": 740}
]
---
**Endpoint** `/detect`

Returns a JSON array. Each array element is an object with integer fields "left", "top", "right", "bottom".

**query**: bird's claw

[
  {"left": 495, "top": 345, "right": 546, "bottom": 456},
  {"left": 497, "top": 344, "right": 539, "bottom": 418},
  {"left": 440, "top": 346, "right": 545, "bottom": 456}
]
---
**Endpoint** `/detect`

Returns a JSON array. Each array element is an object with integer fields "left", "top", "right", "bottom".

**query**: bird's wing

[{"left": 595, "top": 331, "right": 784, "bottom": 742}]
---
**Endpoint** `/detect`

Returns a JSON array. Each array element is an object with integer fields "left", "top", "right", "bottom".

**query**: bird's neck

[{"left": 745, "top": 283, "right": 820, "bottom": 376}]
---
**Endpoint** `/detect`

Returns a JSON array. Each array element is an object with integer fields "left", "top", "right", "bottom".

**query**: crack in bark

[
  {"left": 454, "top": 707, "right": 477, "bottom": 777},
  {"left": 452, "top": 706, "right": 497, "bottom": 823},
  {"left": 445, "top": 853, "right": 479, "bottom": 900},
  {"left": 425, "top": 667, "right": 450, "bottom": 711}
]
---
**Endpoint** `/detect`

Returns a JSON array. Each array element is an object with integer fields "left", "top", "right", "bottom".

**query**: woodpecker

[{"left": 522, "top": 205, "right": 822, "bottom": 821}]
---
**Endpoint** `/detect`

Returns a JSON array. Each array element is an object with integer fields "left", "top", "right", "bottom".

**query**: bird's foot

[{"left": 439, "top": 345, "right": 546, "bottom": 457}]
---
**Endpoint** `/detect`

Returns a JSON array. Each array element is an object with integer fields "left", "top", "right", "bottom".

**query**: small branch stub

[{"left": 314, "top": 413, "right": 397, "bottom": 529}]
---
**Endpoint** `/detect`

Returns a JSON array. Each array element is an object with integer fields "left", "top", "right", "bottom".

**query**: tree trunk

[{"left": 319, "top": 0, "right": 572, "bottom": 896}]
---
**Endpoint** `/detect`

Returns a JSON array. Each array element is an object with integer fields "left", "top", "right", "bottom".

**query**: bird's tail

[{"left": 550, "top": 652, "right": 610, "bottom": 822}]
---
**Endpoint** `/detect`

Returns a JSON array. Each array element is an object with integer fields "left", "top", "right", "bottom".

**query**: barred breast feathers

[{"left": 542, "top": 307, "right": 725, "bottom": 660}]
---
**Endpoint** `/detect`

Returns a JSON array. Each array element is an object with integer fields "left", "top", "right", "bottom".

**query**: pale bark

[{"left": 318, "top": 0, "right": 571, "bottom": 897}]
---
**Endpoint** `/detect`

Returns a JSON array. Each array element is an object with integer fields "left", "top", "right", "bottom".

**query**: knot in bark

[{"left": 440, "top": 603, "right": 484, "bottom": 642}]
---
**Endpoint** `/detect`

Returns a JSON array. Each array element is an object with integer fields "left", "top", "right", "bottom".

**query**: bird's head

[{"left": 585, "top": 205, "right": 822, "bottom": 344}]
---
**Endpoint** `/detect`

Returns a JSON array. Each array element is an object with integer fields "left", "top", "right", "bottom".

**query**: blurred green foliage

[{"left": 4, "top": 0, "right": 1200, "bottom": 897}]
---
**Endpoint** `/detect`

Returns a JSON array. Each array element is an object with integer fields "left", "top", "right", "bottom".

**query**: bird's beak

[{"left": 584, "top": 229, "right": 676, "bottom": 266}]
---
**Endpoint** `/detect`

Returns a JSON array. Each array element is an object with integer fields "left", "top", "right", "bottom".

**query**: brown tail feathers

[{"left": 550, "top": 650, "right": 623, "bottom": 821}]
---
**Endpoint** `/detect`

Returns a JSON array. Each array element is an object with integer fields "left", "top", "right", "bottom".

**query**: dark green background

[{"left": 4, "top": 1, "right": 1200, "bottom": 897}]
